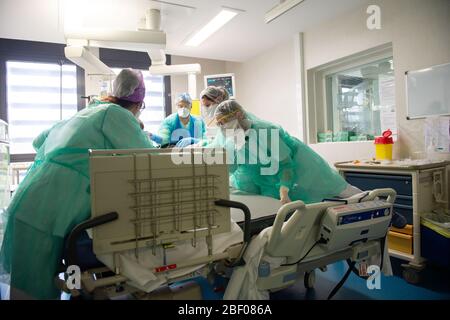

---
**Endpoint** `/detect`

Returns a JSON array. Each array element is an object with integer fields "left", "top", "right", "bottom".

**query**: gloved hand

[
  {"left": 176, "top": 137, "right": 200, "bottom": 148},
  {"left": 279, "top": 186, "right": 291, "bottom": 205},
  {"left": 150, "top": 133, "right": 163, "bottom": 144}
]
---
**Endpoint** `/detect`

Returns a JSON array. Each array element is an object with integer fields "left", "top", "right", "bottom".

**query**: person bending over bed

[
  {"left": 0, "top": 69, "right": 154, "bottom": 300},
  {"left": 207, "top": 100, "right": 406, "bottom": 228}
]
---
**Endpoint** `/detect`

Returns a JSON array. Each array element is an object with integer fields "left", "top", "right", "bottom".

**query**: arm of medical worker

[
  {"left": 32, "top": 128, "right": 51, "bottom": 151},
  {"left": 32, "top": 120, "right": 67, "bottom": 151},
  {"left": 101, "top": 107, "right": 154, "bottom": 149},
  {"left": 277, "top": 138, "right": 296, "bottom": 203},
  {"left": 157, "top": 122, "right": 172, "bottom": 146},
  {"left": 149, "top": 133, "right": 163, "bottom": 144}
]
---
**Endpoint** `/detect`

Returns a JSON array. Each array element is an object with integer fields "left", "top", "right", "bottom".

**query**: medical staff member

[
  {"left": 0, "top": 69, "right": 154, "bottom": 300},
  {"left": 151, "top": 93, "right": 206, "bottom": 147},
  {"left": 200, "top": 86, "right": 229, "bottom": 127},
  {"left": 211, "top": 100, "right": 367, "bottom": 204},
  {"left": 211, "top": 100, "right": 407, "bottom": 227}
]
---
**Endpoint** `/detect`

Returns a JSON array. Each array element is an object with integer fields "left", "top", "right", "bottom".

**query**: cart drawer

[
  {"left": 388, "top": 231, "right": 413, "bottom": 254},
  {"left": 390, "top": 224, "right": 413, "bottom": 236},
  {"left": 344, "top": 172, "right": 412, "bottom": 196}
]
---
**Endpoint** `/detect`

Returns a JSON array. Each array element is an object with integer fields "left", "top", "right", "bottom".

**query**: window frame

[
  {"left": 0, "top": 38, "right": 86, "bottom": 162},
  {"left": 306, "top": 43, "right": 394, "bottom": 144},
  {"left": 99, "top": 48, "right": 172, "bottom": 118}
]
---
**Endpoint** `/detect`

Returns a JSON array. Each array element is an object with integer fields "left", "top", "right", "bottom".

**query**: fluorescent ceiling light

[
  {"left": 265, "top": 0, "right": 306, "bottom": 24},
  {"left": 185, "top": 9, "right": 238, "bottom": 47}
]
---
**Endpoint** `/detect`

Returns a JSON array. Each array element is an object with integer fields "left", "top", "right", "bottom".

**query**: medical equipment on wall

[
  {"left": 204, "top": 74, "right": 235, "bottom": 99},
  {"left": 61, "top": 148, "right": 395, "bottom": 300}
]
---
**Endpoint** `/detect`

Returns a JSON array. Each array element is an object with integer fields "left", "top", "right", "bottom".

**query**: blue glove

[
  {"left": 149, "top": 133, "right": 163, "bottom": 144},
  {"left": 176, "top": 137, "right": 199, "bottom": 148}
]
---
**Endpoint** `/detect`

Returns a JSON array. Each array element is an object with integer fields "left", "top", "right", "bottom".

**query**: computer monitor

[{"left": 204, "top": 73, "right": 236, "bottom": 99}]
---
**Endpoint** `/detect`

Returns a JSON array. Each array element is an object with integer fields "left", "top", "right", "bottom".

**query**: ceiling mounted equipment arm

[{"left": 64, "top": 45, "right": 114, "bottom": 76}]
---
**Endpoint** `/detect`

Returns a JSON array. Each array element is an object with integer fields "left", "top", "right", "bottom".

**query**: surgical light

[{"left": 185, "top": 9, "right": 238, "bottom": 47}]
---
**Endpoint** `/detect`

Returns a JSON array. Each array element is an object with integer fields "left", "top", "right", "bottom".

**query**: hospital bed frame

[
  {"left": 255, "top": 189, "right": 396, "bottom": 292},
  {"left": 60, "top": 148, "right": 396, "bottom": 299},
  {"left": 61, "top": 148, "right": 251, "bottom": 299}
]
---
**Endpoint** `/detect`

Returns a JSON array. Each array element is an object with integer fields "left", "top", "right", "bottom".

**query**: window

[
  {"left": 306, "top": 44, "right": 395, "bottom": 143},
  {"left": 325, "top": 57, "right": 395, "bottom": 141},
  {"left": 111, "top": 68, "right": 166, "bottom": 134},
  {"left": 6, "top": 61, "right": 78, "bottom": 155}
]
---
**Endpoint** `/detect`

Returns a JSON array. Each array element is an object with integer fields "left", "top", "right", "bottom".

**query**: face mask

[
  {"left": 178, "top": 107, "right": 190, "bottom": 118},
  {"left": 202, "top": 104, "right": 218, "bottom": 119},
  {"left": 135, "top": 110, "right": 141, "bottom": 119}
]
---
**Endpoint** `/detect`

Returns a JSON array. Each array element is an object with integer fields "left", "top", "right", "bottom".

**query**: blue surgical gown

[{"left": 151, "top": 113, "right": 206, "bottom": 145}]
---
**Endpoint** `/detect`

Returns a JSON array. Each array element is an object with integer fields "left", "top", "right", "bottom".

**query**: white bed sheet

[
  {"left": 95, "top": 221, "right": 243, "bottom": 293},
  {"left": 229, "top": 193, "right": 282, "bottom": 222}
]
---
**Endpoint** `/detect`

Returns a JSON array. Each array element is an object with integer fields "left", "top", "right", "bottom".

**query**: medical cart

[{"left": 335, "top": 160, "right": 449, "bottom": 284}]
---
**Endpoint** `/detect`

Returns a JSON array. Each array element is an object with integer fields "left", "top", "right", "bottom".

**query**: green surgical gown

[
  {"left": 210, "top": 113, "right": 348, "bottom": 204},
  {"left": 0, "top": 101, "right": 153, "bottom": 299}
]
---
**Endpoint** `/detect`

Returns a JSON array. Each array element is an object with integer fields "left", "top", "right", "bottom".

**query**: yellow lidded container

[{"left": 374, "top": 129, "right": 393, "bottom": 160}]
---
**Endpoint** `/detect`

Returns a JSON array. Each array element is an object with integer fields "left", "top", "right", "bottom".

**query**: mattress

[{"left": 229, "top": 191, "right": 284, "bottom": 235}]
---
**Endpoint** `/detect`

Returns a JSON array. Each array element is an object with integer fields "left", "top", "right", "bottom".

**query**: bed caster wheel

[
  {"left": 402, "top": 268, "right": 421, "bottom": 284},
  {"left": 304, "top": 270, "right": 316, "bottom": 289}
]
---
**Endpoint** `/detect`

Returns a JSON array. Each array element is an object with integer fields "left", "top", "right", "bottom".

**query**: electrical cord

[
  {"left": 281, "top": 238, "right": 327, "bottom": 267},
  {"left": 328, "top": 260, "right": 356, "bottom": 300},
  {"left": 357, "top": 191, "right": 370, "bottom": 203}
]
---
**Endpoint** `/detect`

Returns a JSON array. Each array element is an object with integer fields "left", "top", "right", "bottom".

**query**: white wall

[
  {"left": 169, "top": 55, "right": 227, "bottom": 113},
  {"left": 303, "top": 0, "right": 450, "bottom": 160},
  {"left": 0, "top": 0, "right": 65, "bottom": 44},
  {"left": 221, "top": 0, "right": 450, "bottom": 164},
  {"left": 225, "top": 40, "right": 301, "bottom": 138}
]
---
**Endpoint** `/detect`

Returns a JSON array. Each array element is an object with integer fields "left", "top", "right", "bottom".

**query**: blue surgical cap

[{"left": 176, "top": 93, "right": 192, "bottom": 107}]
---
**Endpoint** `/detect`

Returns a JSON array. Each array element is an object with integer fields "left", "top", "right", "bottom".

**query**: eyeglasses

[
  {"left": 140, "top": 101, "right": 146, "bottom": 110},
  {"left": 216, "top": 112, "right": 238, "bottom": 126}
]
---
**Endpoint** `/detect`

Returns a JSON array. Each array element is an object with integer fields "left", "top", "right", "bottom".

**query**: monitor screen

[{"left": 204, "top": 73, "right": 235, "bottom": 98}]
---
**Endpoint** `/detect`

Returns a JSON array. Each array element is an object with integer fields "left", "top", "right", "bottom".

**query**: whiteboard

[{"left": 406, "top": 62, "right": 450, "bottom": 119}]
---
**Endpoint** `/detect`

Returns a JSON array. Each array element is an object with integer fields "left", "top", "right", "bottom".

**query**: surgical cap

[
  {"left": 217, "top": 87, "right": 229, "bottom": 103},
  {"left": 215, "top": 100, "right": 251, "bottom": 130},
  {"left": 113, "top": 69, "right": 146, "bottom": 103},
  {"left": 200, "top": 86, "right": 222, "bottom": 103},
  {"left": 215, "top": 100, "right": 246, "bottom": 120},
  {"left": 176, "top": 93, "right": 192, "bottom": 107}
]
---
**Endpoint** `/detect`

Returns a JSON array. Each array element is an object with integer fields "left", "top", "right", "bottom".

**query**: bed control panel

[{"left": 319, "top": 200, "right": 393, "bottom": 250}]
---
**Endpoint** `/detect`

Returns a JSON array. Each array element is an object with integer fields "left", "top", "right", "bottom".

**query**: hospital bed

[{"left": 60, "top": 148, "right": 396, "bottom": 300}]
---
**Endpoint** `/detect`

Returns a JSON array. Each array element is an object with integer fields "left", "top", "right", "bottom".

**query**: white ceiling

[
  {"left": 0, "top": 0, "right": 370, "bottom": 62},
  {"left": 155, "top": 0, "right": 370, "bottom": 62}
]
